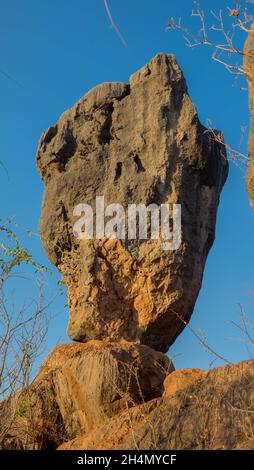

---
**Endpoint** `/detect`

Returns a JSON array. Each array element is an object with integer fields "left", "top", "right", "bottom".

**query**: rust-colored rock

[
  {"left": 245, "top": 25, "right": 254, "bottom": 210},
  {"left": 39, "top": 340, "right": 173, "bottom": 435},
  {"left": 0, "top": 373, "right": 64, "bottom": 450},
  {"left": 163, "top": 368, "right": 206, "bottom": 398},
  {"left": 58, "top": 360, "right": 254, "bottom": 451},
  {"left": 36, "top": 53, "right": 228, "bottom": 352},
  {"left": 0, "top": 341, "right": 172, "bottom": 449}
]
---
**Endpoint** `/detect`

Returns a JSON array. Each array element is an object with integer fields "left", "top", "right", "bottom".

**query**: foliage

[{"left": 0, "top": 218, "right": 51, "bottom": 399}]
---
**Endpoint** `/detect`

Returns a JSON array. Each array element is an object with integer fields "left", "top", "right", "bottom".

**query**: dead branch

[
  {"left": 103, "top": 0, "right": 128, "bottom": 49},
  {"left": 167, "top": 1, "right": 254, "bottom": 78}
]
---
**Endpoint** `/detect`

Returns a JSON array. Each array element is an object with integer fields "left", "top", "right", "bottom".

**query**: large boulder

[
  {"left": 36, "top": 53, "right": 228, "bottom": 352},
  {"left": 0, "top": 341, "right": 172, "bottom": 449},
  {"left": 0, "top": 371, "right": 64, "bottom": 450},
  {"left": 58, "top": 360, "right": 254, "bottom": 450},
  {"left": 245, "top": 25, "right": 254, "bottom": 210}
]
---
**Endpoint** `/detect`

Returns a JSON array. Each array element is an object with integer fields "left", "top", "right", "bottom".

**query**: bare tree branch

[{"left": 103, "top": 0, "right": 128, "bottom": 49}]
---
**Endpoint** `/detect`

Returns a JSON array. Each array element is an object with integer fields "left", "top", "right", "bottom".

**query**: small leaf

[
  {"left": 166, "top": 20, "right": 173, "bottom": 30},
  {"left": 229, "top": 9, "right": 239, "bottom": 17}
]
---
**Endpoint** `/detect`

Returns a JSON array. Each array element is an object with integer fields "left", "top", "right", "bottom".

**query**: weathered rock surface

[
  {"left": 163, "top": 368, "right": 206, "bottom": 398},
  {"left": 58, "top": 360, "right": 254, "bottom": 450},
  {"left": 36, "top": 53, "right": 228, "bottom": 352},
  {"left": 245, "top": 25, "right": 254, "bottom": 210},
  {"left": 0, "top": 341, "right": 172, "bottom": 450},
  {"left": 0, "top": 371, "right": 64, "bottom": 450}
]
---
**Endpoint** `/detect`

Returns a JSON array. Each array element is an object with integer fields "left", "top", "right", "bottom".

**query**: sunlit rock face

[
  {"left": 58, "top": 360, "right": 254, "bottom": 451},
  {"left": 245, "top": 25, "right": 254, "bottom": 211},
  {"left": 36, "top": 53, "right": 228, "bottom": 352},
  {"left": 0, "top": 341, "right": 173, "bottom": 449}
]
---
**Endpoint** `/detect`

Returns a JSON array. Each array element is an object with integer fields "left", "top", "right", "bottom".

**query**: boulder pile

[{"left": 1, "top": 54, "right": 240, "bottom": 451}]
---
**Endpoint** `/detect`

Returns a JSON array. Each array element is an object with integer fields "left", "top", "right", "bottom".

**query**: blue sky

[{"left": 0, "top": 0, "right": 254, "bottom": 371}]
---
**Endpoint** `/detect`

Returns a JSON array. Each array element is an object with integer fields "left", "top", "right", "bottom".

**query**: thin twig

[{"left": 103, "top": 0, "right": 128, "bottom": 49}]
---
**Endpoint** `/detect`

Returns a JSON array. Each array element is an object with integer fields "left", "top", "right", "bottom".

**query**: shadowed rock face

[
  {"left": 36, "top": 53, "right": 228, "bottom": 352},
  {"left": 245, "top": 25, "right": 254, "bottom": 210}
]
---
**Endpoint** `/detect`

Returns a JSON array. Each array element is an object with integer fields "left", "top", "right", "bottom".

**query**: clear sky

[{"left": 0, "top": 0, "right": 254, "bottom": 371}]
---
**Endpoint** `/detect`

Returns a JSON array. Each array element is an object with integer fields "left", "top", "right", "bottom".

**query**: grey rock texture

[
  {"left": 245, "top": 25, "right": 254, "bottom": 210},
  {"left": 36, "top": 53, "right": 228, "bottom": 352}
]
